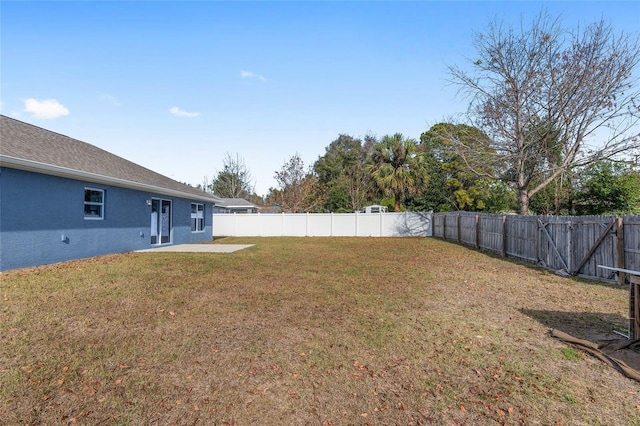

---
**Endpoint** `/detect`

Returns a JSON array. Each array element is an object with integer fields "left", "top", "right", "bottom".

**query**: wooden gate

[{"left": 535, "top": 216, "right": 620, "bottom": 278}]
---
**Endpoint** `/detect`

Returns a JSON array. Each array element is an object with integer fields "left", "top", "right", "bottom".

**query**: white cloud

[
  {"left": 99, "top": 94, "right": 121, "bottom": 107},
  {"left": 169, "top": 106, "right": 200, "bottom": 117},
  {"left": 240, "top": 70, "right": 267, "bottom": 81},
  {"left": 23, "top": 98, "right": 70, "bottom": 119}
]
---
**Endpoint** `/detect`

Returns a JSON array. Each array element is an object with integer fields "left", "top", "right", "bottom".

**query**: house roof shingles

[{"left": 0, "top": 115, "right": 220, "bottom": 203}]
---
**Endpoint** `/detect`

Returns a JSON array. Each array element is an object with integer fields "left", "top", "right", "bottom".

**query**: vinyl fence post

[
  {"left": 330, "top": 212, "right": 334, "bottom": 237},
  {"left": 234, "top": 212, "right": 238, "bottom": 237}
]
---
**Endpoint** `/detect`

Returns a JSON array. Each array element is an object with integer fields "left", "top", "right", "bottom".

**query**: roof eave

[{"left": 0, "top": 155, "right": 221, "bottom": 204}]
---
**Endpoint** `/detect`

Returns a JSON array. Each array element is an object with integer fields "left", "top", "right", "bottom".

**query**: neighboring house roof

[
  {"left": 0, "top": 115, "right": 221, "bottom": 203},
  {"left": 218, "top": 198, "right": 260, "bottom": 210}
]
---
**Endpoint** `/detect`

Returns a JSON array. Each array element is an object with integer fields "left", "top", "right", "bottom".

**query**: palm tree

[{"left": 369, "top": 133, "right": 428, "bottom": 212}]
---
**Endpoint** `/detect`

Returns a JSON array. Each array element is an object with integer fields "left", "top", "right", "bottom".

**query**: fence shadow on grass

[{"left": 519, "top": 308, "right": 628, "bottom": 341}]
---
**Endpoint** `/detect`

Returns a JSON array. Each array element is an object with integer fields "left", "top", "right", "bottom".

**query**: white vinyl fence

[{"left": 213, "top": 212, "right": 432, "bottom": 238}]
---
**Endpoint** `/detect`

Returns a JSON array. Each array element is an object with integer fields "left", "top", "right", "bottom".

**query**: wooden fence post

[
  {"left": 443, "top": 214, "right": 447, "bottom": 240},
  {"left": 502, "top": 215, "right": 507, "bottom": 257},
  {"left": 617, "top": 216, "right": 626, "bottom": 285},
  {"left": 475, "top": 214, "right": 480, "bottom": 249},
  {"left": 457, "top": 213, "right": 461, "bottom": 244}
]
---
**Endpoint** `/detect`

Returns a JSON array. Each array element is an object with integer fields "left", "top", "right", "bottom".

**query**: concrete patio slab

[{"left": 137, "top": 244, "right": 254, "bottom": 253}]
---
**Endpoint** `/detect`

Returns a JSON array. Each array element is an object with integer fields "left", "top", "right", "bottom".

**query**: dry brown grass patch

[{"left": 1, "top": 237, "right": 639, "bottom": 425}]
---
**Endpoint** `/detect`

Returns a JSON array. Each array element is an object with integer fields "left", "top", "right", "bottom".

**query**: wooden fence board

[
  {"left": 624, "top": 215, "right": 640, "bottom": 273},
  {"left": 433, "top": 212, "right": 640, "bottom": 282},
  {"left": 478, "top": 214, "right": 504, "bottom": 254}
]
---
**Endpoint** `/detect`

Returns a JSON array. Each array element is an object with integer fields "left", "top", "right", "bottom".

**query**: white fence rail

[{"left": 213, "top": 212, "right": 432, "bottom": 238}]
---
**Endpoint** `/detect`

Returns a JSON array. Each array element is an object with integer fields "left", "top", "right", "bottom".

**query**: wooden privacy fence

[{"left": 432, "top": 212, "right": 640, "bottom": 283}]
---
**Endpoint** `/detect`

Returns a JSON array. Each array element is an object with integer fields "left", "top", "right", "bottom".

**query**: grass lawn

[{"left": 1, "top": 237, "right": 639, "bottom": 425}]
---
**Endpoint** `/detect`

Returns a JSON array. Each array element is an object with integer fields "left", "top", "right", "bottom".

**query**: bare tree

[
  {"left": 271, "top": 154, "right": 324, "bottom": 212},
  {"left": 209, "top": 153, "right": 255, "bottom": 199},
  {"left": 449, "top": 11, "right": 640, "bottom": 214}
]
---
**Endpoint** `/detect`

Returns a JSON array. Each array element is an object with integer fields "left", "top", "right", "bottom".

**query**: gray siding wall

[{"left": 0, "top": 167, "right": 212, "bottom": 271}]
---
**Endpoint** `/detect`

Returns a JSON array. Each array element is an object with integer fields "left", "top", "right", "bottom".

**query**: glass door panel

[{"left": 151, "top": 199, "right": 171, "bottom": 245}]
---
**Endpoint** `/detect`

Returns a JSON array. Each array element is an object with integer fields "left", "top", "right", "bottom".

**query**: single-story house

[
  {"left": 0, "top": 115, "right": 222, "bottom": 271},
  {"left": 213, "top": 198, "right": 260, "bottom": 214}
]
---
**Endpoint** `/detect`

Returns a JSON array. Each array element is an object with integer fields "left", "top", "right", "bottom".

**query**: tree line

[{"left": 204, "top": 11, "right": 640, "bottom": 216}]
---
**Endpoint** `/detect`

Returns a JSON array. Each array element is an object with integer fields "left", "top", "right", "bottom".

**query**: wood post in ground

[
  {"left": 633, "top": 277, "right": 639, "bottom": 340},
  {"left": 617, "top": 217, "right": 626, "bottom": 285},
  {"left": 501, "top": 215, "right": 507, "bottom": 257},
  {"left": 475, "top": 214, "right": 480, "bottom": 250}
]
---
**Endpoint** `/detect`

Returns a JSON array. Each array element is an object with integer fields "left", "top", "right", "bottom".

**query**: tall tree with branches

[
  {"left": 209, "top": 153, "right": 255, "bottom": 199},
  {"left": 314, "top": 134, "right": 374, "bottom": 212},
  {"left": 449, "top": 11, "right": 640, "bottom": 214},
  {"left": 270, "top": 154, "right": 325, "bottom": 213}
]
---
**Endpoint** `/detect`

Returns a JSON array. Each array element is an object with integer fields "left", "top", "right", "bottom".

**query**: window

[
  {"left": 191, "top": 203, "right": 204, "bottom": 232},
  {"left": 84, "top": 188, "right": 104, "bottom": 219}
]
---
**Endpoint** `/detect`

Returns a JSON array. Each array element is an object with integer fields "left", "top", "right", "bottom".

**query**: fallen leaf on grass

[{"left": 82, "top": 386, "right": 97, "bottom": 395}]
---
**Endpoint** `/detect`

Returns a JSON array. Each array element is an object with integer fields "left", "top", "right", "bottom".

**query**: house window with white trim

[
  {"left": 191, "top": 203, "right": 204, "bottom": 232},
  {"left": 84, "top": 188, "right": 104, "bottom": 219}
]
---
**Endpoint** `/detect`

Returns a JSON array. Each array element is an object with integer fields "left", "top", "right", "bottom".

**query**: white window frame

[
  {"left": 84, "top": 188, "right": 104, "bottom": 220},
  {"left": 191, "top": 203, "right": 205, "bottom": 232}
]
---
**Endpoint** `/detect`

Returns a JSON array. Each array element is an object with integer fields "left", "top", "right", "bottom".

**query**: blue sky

[{"left": 2, "top": 1, "right": 639, "bottom": 196}]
